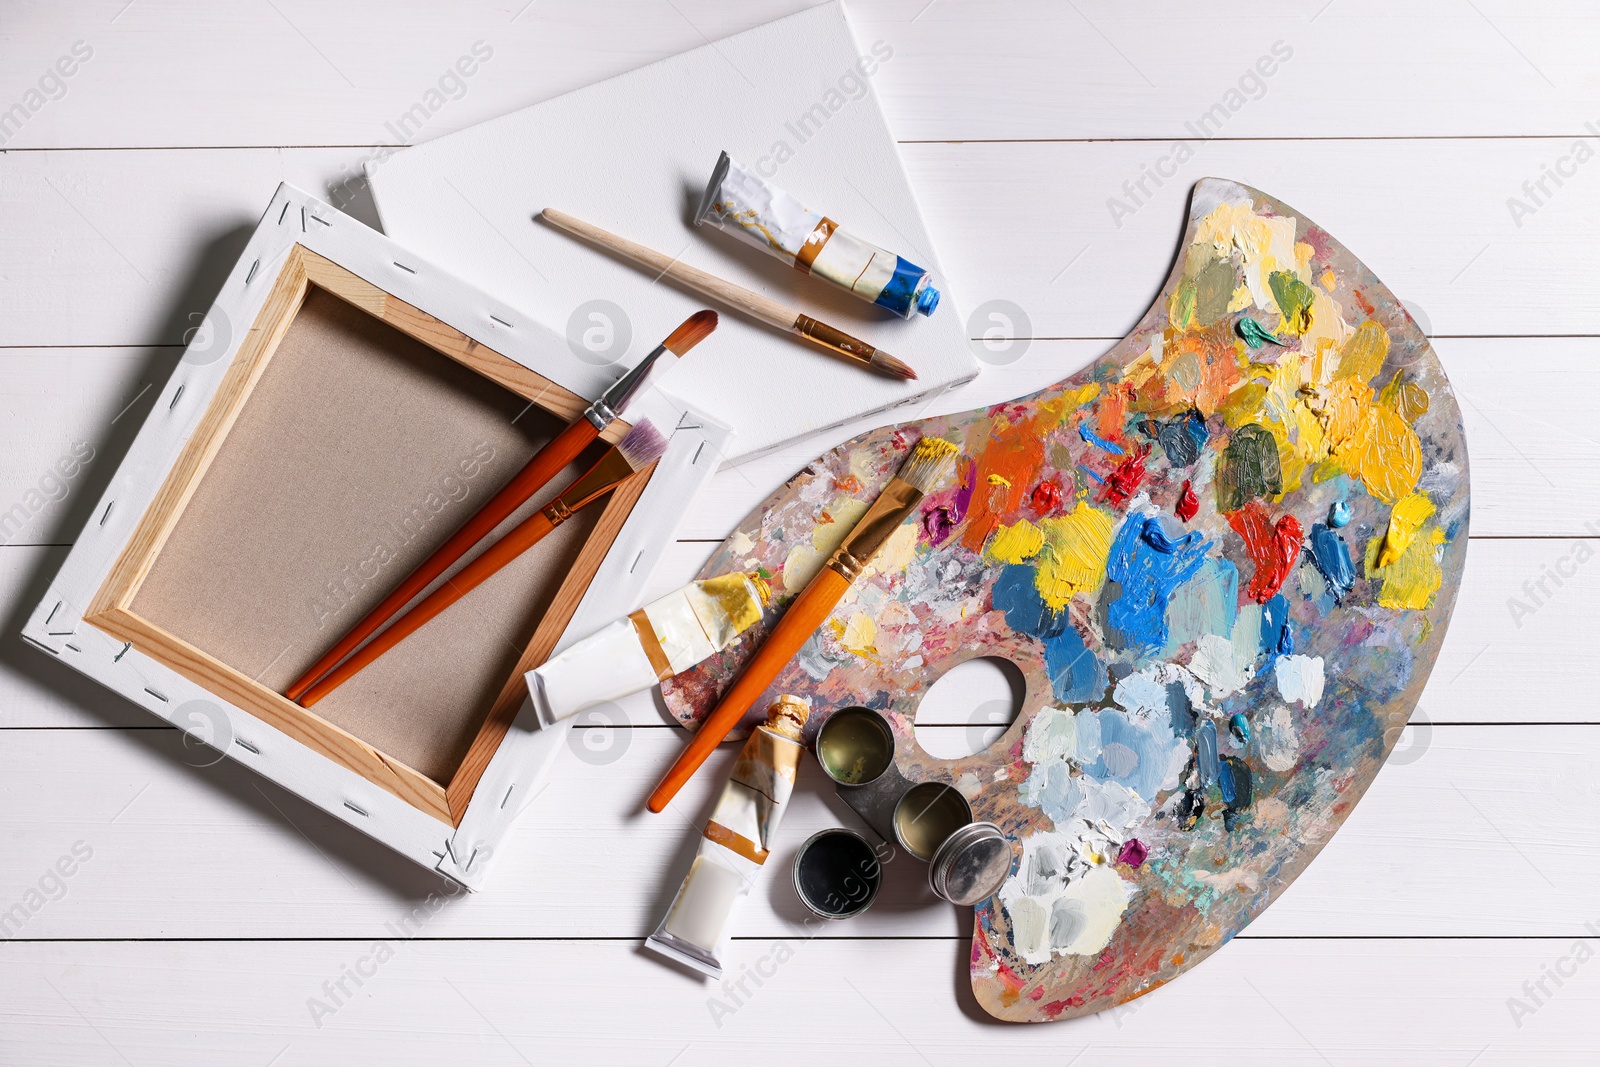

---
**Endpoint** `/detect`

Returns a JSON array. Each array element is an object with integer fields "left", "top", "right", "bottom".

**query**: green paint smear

[
  {"left": 1268, "top": 270, "right": 1316, "bottom": 335},
  {"left": 1216, "top": 423, "right": 1283, "bottom": 512}
]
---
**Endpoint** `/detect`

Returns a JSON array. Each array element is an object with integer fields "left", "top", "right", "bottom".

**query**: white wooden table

[{"left": 3, "top": 2, "right": 1598, "bottom": 1063}]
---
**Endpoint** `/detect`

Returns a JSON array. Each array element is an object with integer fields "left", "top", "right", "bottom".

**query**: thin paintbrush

[
  {"left": 285, "top": 311, "right": 716, "bottom": 702},
  {"left": 298, "top": 420, "right": 670, "bottom": 708},
  {"left": 646, "top": 435, "right": 959, "bottom": 813},
  {"left": 541, "top": 209, "right": 917, "bottom": 382}
]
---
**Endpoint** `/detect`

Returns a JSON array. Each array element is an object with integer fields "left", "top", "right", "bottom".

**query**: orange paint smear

[{"left": 960, "top": 415, "right": 1046, "bottom": 552}]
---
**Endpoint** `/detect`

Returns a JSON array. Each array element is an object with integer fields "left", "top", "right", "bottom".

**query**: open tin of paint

[
  {"left": 791, "top": 828, "right": 882, "bottom": 919},
  {"left": 813, "top": 706, "right": 1014, "bottom": 910}
]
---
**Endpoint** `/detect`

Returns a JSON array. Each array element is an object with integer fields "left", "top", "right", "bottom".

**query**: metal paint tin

[
  {"left": 791, "top": 828, "right": 882, "bottom": 920},
  {"left": 814, "top": 705, "right": 896, "bottom": 786},
  {"left": 892, "top": 781, "right": 971, "bottom": 861},
  {"left": 927, "top": 821, "right": 1013, "bottom": 906}
]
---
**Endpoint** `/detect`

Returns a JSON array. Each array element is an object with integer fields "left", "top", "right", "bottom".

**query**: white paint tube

[
  {"left": 526, "top": 571, "right": 769, "bottom": 728},
  {"left": 644, "top": 695, "right": 809, "bottom": 979},
  {"left": 695, "top": 151, "right": 941, "bottom": 319}
]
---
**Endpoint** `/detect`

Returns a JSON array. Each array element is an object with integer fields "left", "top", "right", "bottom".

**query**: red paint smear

[
  {"left": 1029, "top": 478, "right": 1063, "bottom": 514},
  {"left": 960, "top": 416, "right": 1045, "bottom": 552},
  {"left": 1175, "top": 480, "right": 1199, "bottom": 522},
  {"left": 1353, "top": 288, "right": 1376, "bottom": 317},
  {"left": 1099, "top": 448, "right": 1148, "bottom": 507},
  {"left": 1227, "top": 500, "right": 1305, "bottom": 602}
]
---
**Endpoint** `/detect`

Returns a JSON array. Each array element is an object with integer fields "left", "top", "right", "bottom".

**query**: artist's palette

[{"left": 663, "top": 179, "right": 1468, "bottom": 1022}]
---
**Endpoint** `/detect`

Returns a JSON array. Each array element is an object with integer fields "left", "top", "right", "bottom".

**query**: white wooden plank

[
  {"left": 2, "top": 140, "right": 1597, "bottom": 348},
  {"left": 2, "top": 1, "right": 1596, "bottom": 148},
  {"left": 0, "top": 937, "right": 1591, "bottom": 1065},
  {"left": 0, "top": 724, "right": 1592, "bottom": 938}
]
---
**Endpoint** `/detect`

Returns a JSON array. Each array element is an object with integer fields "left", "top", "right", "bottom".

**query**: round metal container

[
  {"left": 791, "top": 828, "right": 882, "bottom": 920},
  {"left": 892, "top": 781, "right": 972, "bottom": 861},
  {"left": 814, "top": 706, "right": 896, "bottom": 787},
  {"left": 928, "top": 821, "right": 1013, "bottom": 906}
]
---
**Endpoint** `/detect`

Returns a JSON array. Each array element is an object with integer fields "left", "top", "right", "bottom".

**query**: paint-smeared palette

[{"left": 663, "top": 178, "right": 1468, "bottom": 1022}]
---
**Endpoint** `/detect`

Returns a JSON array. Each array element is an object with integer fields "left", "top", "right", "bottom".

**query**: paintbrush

[
  {"left": 541, "top": 209, "right": 917, "bottom": 382},
  {"left": 285, "top": 311, "right": 716, "bottom": 702},
  {"left": 298, "top": 420, "right": 670, "bottom": 708},
  {"left": 646, "top": 434, "right": 959, "bottom": 813}
]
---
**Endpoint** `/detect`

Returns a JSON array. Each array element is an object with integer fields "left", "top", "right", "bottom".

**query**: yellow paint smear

[
  {"left": 987, "top": 474, "right": 1013, "bottom": 489},
  {"left": 1034, "top": 504, "right": 1116, "bottom": 611},
  {"left": 1344, "top": 404, "right": 1423, "bottom": 504},
  {"left": 1336, "top": 320, "right": 1389, "bottom": 383},
  {"left": 988, "top": 519, "right": 1045, "bottom": 564},
  {"left": 863, "top": 523, "right": 920, "bottom": 580},
  {"left": 1379, "top": 492, "right": 1436, "bottom": 568},
  {"left": 1366, "top": 524, "right": 1445, "bottom": 610},
  {"left": 837, "top": 612, "right": 878, "bottom": 658}
]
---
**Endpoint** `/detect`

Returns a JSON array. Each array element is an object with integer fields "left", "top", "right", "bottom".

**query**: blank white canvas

[{"left": 366, "top": 0, "right": 978, "bottom": 461}]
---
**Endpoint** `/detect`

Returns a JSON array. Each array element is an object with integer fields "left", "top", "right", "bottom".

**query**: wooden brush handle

[
  {"left": 646, "top": 567, "right": 851, "bottom": 813},
  {"left": 299, "top": 510, "right": 561, "bottom": 707},
  {"left": 285, "top": 417, "right": 600, "bottom": 700},
  {"left": 542, "top": 209, "right": 800, "bottom": 334}
]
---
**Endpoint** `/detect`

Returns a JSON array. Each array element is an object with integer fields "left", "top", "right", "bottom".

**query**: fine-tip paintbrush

[
  {"left": 298, "top": 419, "right": 670, "bottom": 708},
  {"left": 646, "top": 434, "right": 959, "bottom": 813},
  {"left": 285, "top": 311, "right": 716, "bottom": 702},
  {"left": 541, "top": 208, "right": 917, "bottom": 382}
]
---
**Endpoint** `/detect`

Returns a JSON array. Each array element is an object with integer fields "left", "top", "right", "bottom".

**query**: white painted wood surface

[{"left": 2, "top": 2, "right": 1596, "bottom": 1062}]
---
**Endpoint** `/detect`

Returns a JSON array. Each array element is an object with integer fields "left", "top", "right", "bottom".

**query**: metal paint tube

[
  {"left": 695, "top": 151, "right": 941, "bottom": 319},
  {"left": 644, "top": 696, "right": 809, "bottom": 979},
  {"left": 526, "top": 572, "right": 769, "bottom": 727}
]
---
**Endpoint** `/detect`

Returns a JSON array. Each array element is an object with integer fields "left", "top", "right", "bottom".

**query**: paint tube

[
  {"left": 644, "top": 695, "right": 808, "bottom": 979},
  {"left": 526, "top": 572, "right": 769, "bottom": 728},
  {"left": 695, "top": 151, "right": 941, "bottom": 319}
]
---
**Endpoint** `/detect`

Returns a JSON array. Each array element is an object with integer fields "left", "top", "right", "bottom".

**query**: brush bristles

[
  {"left": 663, "top": 309, "right": 719, "bottom": 356},
  {"left": 895, "top": 436, "right": 960, "bottom": 493},
  {"left": 615, "top": 418, "right": 669, "bottom": 471},
  {"left": 870, "top": 349, "right": 918, "bottom": 381}
]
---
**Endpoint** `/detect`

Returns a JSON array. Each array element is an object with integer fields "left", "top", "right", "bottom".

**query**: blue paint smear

[
  {"left": 992, "top": 565, "right": 1105, "bottom": 703},
  {"left": 1278, "top": 624, "right": 1295, "bottom": 654},
  {"left": 1260, "top": 594, "right": 1289, "bottom": 654},
  {"left": 1079, "top": 709, "right": 1176, "bottom": 801},
  {"left": 1145, "top": 412, "right": 1208, "bottom": 468},
  {"left": 1163, "top": 558, "right": 1239, "bottom": 657},
  {"left": 1077, "top": 422, "right": 1126, "bottom": 455},
  {"left": 1106, "top": 517, "right": 1213, "bottom": 655},
  {"left": 1217, "top": 757, "right": 1238, "bottom": 805},
  {"left": 1308, "top": 522, "right": 1356, "bottom": 602},
  {"left": 1045, "top": 625, "right": 1108, "bottom": 703},
  {"left": 1142, "top": 520, "right": 1205, "bottom": 555},
  {"left": 1196, "top": 720, "right": 1219, "bottom": 787}
]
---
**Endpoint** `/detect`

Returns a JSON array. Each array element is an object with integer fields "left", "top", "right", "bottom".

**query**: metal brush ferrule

[
  {"left": 582, "top": 399, "right": 617, "bottom": 431},
  {"left": 542, "top": 497, "right": 575, "bottom": 525},
  {"left": 793, "top": 315, "right": 876, "bottom": 362},
  {"left": 824, "top": 479, "right": 925, "bottom": 582},
  {"left": 590, "top": 343, "right": 668, "bottom": 427}
]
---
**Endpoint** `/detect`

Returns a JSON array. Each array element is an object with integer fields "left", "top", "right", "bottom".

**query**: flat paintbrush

[
  {"left": 298, "top": 420, "right": 670, "bottom": 708},
  {"left": 646, "top": 434, "right": 959, "bottom": 813},
  {"left": 285, "top": 311, "right": 716, "bottom": 702},
  {"left": 541, "top": 208, "right": 917, "bottom": 381}
]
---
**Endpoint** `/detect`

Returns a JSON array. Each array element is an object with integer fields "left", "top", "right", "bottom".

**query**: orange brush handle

[
  {"left": 646, "top": 567, "right": 851, "bottom": 813},
  {"left": 285, "top": 417, "right": 600, "bottom": 700},
  {"left": 298, "top": 510, "right": 559, "bottom": 707}
]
